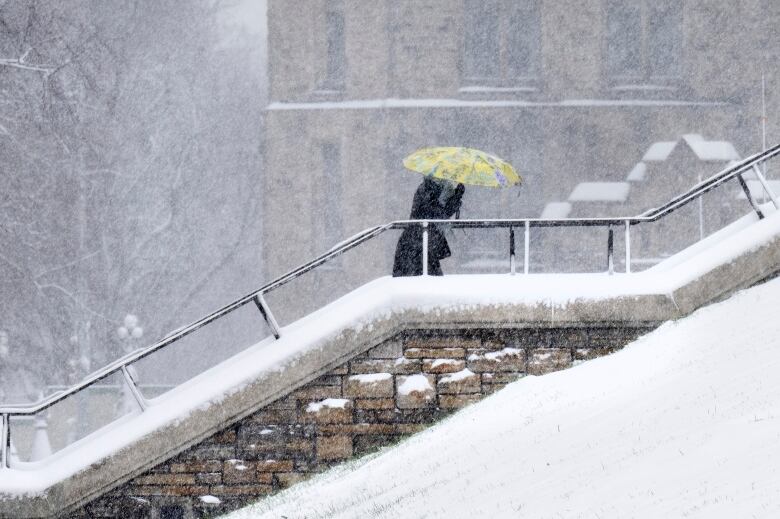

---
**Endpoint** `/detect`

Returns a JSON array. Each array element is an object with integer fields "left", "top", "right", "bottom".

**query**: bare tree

[{"left": 0, "top": 0, "right": 265, "bottom": 399}]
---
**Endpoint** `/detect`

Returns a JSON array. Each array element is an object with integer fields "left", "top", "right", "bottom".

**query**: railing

[{"left": 2, "top": 143, "right": 779, "bottom": 469}]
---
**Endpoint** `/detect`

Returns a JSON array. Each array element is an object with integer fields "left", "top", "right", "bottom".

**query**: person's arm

[
  {"left": 414, "top": 182, "right": 464, "bottom": 219},
  {"left": 443, "top": 183, "right": 465, "bottom": 217}
]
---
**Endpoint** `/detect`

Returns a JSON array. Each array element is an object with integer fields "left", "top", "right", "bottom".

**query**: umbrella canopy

[{"left": 403, "top": 147, "right": 522, "bottom": 188}]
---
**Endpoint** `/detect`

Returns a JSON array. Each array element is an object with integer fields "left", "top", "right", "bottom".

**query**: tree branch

[
  {"left": 0, "top": 57, "right": 53, "bottom": 73},
  {"left": 34, "top": 281, "right": 114, "bottom": 324},
  {"left": 33, "top": 250, "right": 100, "bottom": 280}
]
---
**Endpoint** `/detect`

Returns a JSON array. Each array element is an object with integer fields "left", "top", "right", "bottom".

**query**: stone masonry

[{"left": 68, "top": 326, "right": 651, "bottom": 519}]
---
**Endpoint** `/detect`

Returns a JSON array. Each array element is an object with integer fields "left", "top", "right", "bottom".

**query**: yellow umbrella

[{"left": 403, "top": 147, "right": 522, "bottom": 188}]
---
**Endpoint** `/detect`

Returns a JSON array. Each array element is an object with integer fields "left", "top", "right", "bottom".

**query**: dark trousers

[{"left": 392, "top": 237, "right": 444, "bottom": 276}]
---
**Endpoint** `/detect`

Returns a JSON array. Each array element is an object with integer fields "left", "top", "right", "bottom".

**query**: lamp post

[
  {"left": 116, "top": 314, "right": 143, "bottom": 417},
  {"left": 66, "top": 331, "right": 93, "bottom": 445}
]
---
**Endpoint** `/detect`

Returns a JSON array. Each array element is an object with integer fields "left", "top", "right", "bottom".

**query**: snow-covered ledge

[{"left": 2, "top": 208, "right": 780, "bottom": 518}]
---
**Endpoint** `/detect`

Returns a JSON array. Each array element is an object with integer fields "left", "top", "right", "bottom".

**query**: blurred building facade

[{"left": 263, "top": 0, "right": 778, "bottom": 282}]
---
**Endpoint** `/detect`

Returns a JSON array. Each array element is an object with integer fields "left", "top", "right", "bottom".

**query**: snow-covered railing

[{"left": 1, "top": 143, "right": 779, "bottom": 469}]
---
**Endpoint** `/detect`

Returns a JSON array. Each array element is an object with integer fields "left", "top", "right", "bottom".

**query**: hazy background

[{"left": 0, "top": 0, "right": 267, "bottom": 402}]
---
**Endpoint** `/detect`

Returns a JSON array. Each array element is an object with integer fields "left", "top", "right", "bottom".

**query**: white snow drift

[{"left": 226, "top": 276, "right": 780, "bottom": 519}]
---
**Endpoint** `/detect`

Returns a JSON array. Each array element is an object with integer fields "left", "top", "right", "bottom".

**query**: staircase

[{"left": 1, "top": 144, "right": 779, "bottom": 518}]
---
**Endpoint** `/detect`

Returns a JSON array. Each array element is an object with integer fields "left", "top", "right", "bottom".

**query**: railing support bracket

[
  {"left": 254, "top": 294, "right": 281, "bottom": 339},
  {"left": 422, "top": 221, "right": 429, "bottom": 276},
  {"left": 524, "top": 221, "right": 530, "bottom": 274},
  {"left": 509, "top": 226, "right": 516, "bottom": 275},
  {"left": 121, "top": 366, "right": 148, "bottom": 412},
  {"left": 625, "top": 220, "right": 631, "bottom": 274},
  {"left": 737, "top": 173, "right": 765, "bottom": 219},
  {"left": 1, "top": 414, "right": 9, "bottom": 469}
]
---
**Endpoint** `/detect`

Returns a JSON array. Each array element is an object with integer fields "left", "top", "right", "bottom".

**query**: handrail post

[
  {"left": 1, "top": 413, "right": 8, "bottom": 469},
  {"left": 752, "top": 164, "right": 780, "bottom": 210},
  {"left": 422, "top": 221, "right": 429, "bottom": 276},
  {"left": 509, "top": 226, "right": 516, "bottom": 275},
  {"left": 607, "top": 226, "right": 614, "bottom": 275},
  {"left": 253, "top": 294, "right": 281, "bottom": 339},
  {"left": 625, "top": 220, "right": 631, "bottom": 274},
  {"left": 523, "top": 221, "right": 530, "bottom": 274},
  {"left": 121, "top": 366, "right": 147, "bottom": 411},
  {"left": 737, "top": 173, "right": 765, "bottom": 219}
]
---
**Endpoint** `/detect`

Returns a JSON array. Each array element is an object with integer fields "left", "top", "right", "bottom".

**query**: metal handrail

[
  {"left": 2, "top": 143, "right": 779, "bottom": 466},
  {"left": 640, "top": 145, "right": 780, "bottom": 221}
]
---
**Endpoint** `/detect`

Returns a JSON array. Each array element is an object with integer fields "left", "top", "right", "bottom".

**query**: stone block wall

[{"left": 69, "top": 326, "right": 651, "bottom": 519}]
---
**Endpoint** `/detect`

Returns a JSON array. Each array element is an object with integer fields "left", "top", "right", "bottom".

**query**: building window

[
  {"left": 315, "top": 143, "right": 344, "bottom": 255},
  {"left": 462, "top": 0, "right": 541, "bottom": 87},
  {"left": 321, "top": 1, "right": 346, "bottom": 91},
  {"left": 606, "top": 1, "right": 682, "bottom": 85}
]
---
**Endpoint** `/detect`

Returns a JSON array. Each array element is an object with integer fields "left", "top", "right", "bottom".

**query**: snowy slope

[{"left": 226, "top": 276, "right": 780, "bottom": 519}]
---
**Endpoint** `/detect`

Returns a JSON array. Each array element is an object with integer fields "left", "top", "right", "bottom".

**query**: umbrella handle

[{"left": 454, "top": 210, "right": 467, "bottom": 236}]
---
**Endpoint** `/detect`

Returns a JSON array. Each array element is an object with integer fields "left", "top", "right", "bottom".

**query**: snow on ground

[
  {"left": 225, "top": 276, "right": 780, "bottom": 519},
  {"left": 683, "top": 134, "right": 740, "bottom": 162},
  {"left": 626, "top": 161, "right": 647, "bottom": 182},
  {"left": 642, "top": 141, "right": 677, "bottom": 161},
  {"left": 539, "top": 201, "right": 572, "bottom": 219},
  {"left": 568, "top": 182, "right": 630, "bottom": 202}
]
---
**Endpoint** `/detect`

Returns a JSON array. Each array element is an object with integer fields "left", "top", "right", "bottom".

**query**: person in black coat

[{"left": 393, "top": 177, "right": 465, "bottom": 276}]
